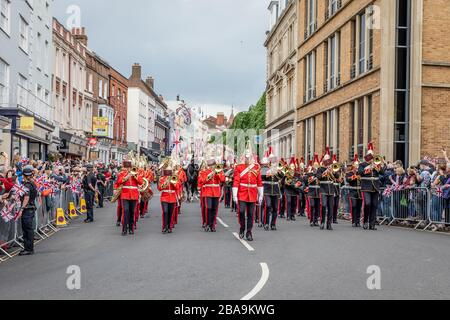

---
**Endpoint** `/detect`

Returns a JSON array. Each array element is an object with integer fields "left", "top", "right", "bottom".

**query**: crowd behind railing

[
  {"left": 0, "top": 153, "right": 128, "bottom": 260},
  {"left": 339, "top": 151, "right": 450, "bottom": 232}
]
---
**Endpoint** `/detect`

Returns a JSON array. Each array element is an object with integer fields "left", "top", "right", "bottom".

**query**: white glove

[
  {"left": 258, "top": 187, "right": 264, "bottom": 206},
  {"left": 232, "top": 187, "right": 238, "bottom": 203}
]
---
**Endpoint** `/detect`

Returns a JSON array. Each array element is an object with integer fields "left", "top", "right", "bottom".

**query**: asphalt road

[{"left": 0, "top": 192, "right": 449, "bottom": 300}]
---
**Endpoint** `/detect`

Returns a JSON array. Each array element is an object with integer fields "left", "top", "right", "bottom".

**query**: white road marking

[
  {"left": 232, "top": 232, "right": 255, "bottom": 252},
  {"left": 241, "top": 263, "right": 270, "bottom": 300},
  {"left": 217, "top": 218, "right": 229, "bottom": 228}
]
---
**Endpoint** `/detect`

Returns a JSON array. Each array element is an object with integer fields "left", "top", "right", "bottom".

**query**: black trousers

[
  {"left": 122, "top": 199, "right": 137, "bottom": 232},
  {"left": 231, "top": 198, "right": 237, "bottom": 212},
  {"left": 320, "top": 194, "right": 334, "bottom": 224},
  {"left": 238, "top": 201, "right": 255, "bottom": 234},
  {"left": 21, "top": 209, "right": 35, "bottom": 252},
  {"left": 350, "top": 197, "right": 362, "bottom": 225},
  {"left": 85, "top": 191, "right": 95, "bottom": 221},
  {"left": 309, "top": 197, "right": 320, "bottom": 223},
  {"left": 285, "top": 193, "right": 297, "bottom": 219},
  {"left": 263, "top": 195, "right": 279, "bottom": 226},
  {"left": 363, "top": 192, "right": 379, "bottom": 227},
  {"left": 97, "top": 186, "right": 105, "bottom": 208},
  {"left": 162, "top": 202, "right": 175, "bottom": 230},
  {"left": 224, "top": 187, "right": 232, "bottom": 207},
  {"left": 279, "top": 194, "right": 286, "bottom": 216},
  {"left": 333, "top": 195, "right": 340, "bottom": 222},
  {"left": 206, "top": 197, "right": 219, "bottom": 229},
  {"left": 298, "top": 193, "right": 306, "bottom": 215}
]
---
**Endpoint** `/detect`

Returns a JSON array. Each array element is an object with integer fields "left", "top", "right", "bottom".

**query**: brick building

[
  {"left": 109, "top": 68, "right": 129, "bottom": 162},
  {"left": 283, "top": 0, "right": 450, "bottom": 166}
]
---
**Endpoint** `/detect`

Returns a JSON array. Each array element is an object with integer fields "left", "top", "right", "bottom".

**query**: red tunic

[
  {"left": 158, "top": 176, "right": 181, "bottom": 203},
  {"left": 198, "top": 169, "right": 225, "bottom": 198},
  {"left": 233, "top": 164, "right": 263, "bottom": 203},
  {"left": 116, "top": 171, "right": 143, "bottom": 201}
]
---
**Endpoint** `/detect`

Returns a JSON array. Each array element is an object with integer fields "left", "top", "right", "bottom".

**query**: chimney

[
  {"left": 131, "top": 63, "right": 141, "bottom": 80},
  {"left": 176, "top": 95, "right": 180, "bottom": 102},
  {"left": 145, "top": 76, "right": 154, "bottom": 89},
  {"left": 72, "top": 27, "right": 88, "bottom": 46}
]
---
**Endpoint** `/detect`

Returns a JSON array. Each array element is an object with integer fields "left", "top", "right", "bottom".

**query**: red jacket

[
  {"left": 198, "top": 169, "right": 225, "bottom": 198},
  {"left": 116, "top": 170, "right": 143, "bottom": 201},
  {"left": 158, "top": 176, "right": 181, "bottom": 203},
  {"left": 0, "top": 177, "right": 15, "bottom": 193},
  {"left": 233, "top": 164, "right": 263, "bottom": 203}
]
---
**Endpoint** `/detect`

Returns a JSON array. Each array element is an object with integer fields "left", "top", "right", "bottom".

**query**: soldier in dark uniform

[
  {"left": 331, "top": 155, "right": 343, "bottom": 224},
  {"left": 261, "top": 148, "right": 282, "bottom": 231},
  {"left": 346, "top": 155, "right": 363, "bottom": 227},
  {"left": 284, "top": 157, "right": 299, "bottom": 222},
  {"left": 278, "top": 158, "right": 287, "bottom": 219},
  {"left": 317, "top": 148, "right": 336, "bottom": 230},
  {"left": 18, "top": 166, "right": 38, "bottom": 256},
  {"left": 358, "top": 143, "right": 384, "bottom": 230},
  {"left": 224, "top": 165, "right": 234, "bottom": 208},
  {"left": 305, "top": 158, "right": 321, "bottom": 227},
  {"left": 296, "top": 158, "right": 307, "bottom": 217},
  {"left": 82, "top": 164, "right": 97, "bottom": 223}
]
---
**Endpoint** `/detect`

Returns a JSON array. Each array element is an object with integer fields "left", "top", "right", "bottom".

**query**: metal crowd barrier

[
  {"left": 0, "top": 188, "right": 83, "bottom": 261},
  {"left": 387, "top": 187, "right": 430, "bottom": 229},
  {"left": 425, "top": 188, "right": 450, "bottom": 230},
  {"left": 104, "top": 180, "right": 114, "bottom": 200}
]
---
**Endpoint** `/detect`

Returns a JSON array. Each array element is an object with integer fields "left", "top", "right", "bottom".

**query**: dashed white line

[
  {"left": 217, "top": 218, "right": 229, "bottom": 228},
  {"left": 241, "top": 263, "right": 270, "bottom": 300},
  {"left": 232, "top": 232, "right": 255, "bottom": 252}
]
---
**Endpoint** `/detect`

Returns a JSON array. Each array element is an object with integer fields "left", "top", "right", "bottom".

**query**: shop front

[
  {"left": 59, "top": 131, "right": 88, "bottom": 160},
  {"left": 0, "top": 108, "right": 55, "bottom": 160}
]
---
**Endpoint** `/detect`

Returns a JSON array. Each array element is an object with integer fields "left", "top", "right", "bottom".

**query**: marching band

[{"left": 111, "top": 142, "right": 385, "bottom": 239}]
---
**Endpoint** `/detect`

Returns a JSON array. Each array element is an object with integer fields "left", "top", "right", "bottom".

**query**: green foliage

[{"left": 231, "top": 93, "right": 266, "bottom": 131}]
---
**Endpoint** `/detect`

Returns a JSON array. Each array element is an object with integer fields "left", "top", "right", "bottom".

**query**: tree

[{"left": 231, "top": 93, "right": 266, "bottom": 131}]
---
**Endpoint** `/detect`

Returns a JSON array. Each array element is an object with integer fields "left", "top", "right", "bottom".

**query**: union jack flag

[
  {"left": 383, "top": 187, "right": 392, "bottom": 197},
  {"left": 12, "top": 183, "right": 29, "bottom": 198},
  {"left": 435, "top": 187, "right": 443, "bottom": 198}
]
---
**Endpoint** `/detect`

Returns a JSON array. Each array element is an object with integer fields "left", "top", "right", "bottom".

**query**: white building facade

[
  {"left": 0, "top": 0, "right": 56, "bottom": 160},
  {"left": 265, "top": 0, "right": 298, "bottom": 160}
]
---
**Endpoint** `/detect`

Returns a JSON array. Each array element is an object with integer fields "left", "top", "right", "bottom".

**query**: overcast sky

[{"left": 54, "top": 0, "right": 268, "bottom": 117}]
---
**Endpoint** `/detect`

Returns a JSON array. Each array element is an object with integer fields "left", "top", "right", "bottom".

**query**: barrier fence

[{"left": 339, "top": 186, "right": 450, "bottom": 229}]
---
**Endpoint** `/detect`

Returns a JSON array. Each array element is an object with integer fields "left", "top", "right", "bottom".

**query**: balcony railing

[{"left": 16, "top": 84, "right": 54, "bottom": 123}]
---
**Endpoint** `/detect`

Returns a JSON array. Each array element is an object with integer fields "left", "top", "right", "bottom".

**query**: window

[
  {"left": 19, "top": 16, "right": 29, "bottom": 53},
  {"left": 36, "top": 33, "right": 42, "bottom": 70},
  {"left": 0, "top": 58, "right": 8, "bottom": 105},
  {"left": 305, "top": 51, "right": 316, "bottom": 102},
  {"left": 394, "top": 0, "right": 411, "bottom": 165},
  {"left": 0, "top": 0, "right": 11, "bottom": 34},
  {"left": 304, "top": 117, "right": 315, "bottom": 161},
  {"left": 306, "top": 0, "right": 317, "bottom": 37},
  {"left": 17, "top": 74, "right": 27, "bottom": 107},
  {"left": 325, "top": 108, "right": 340, "bottom": 156},
  {"left": 326, "top": 32, "right": 341, "bottom": 91},
  {"left": 350, "top": 96, "right": 373, "bottom": 158},
  {"left": 88, "top": 73, "right": 93, "bottom": 92},
  {"left": 287, "top": 76, "right": 294, "bottom": 111},
  {"left": 353, "top": 8, "right": 374, "bottom": 76},
  {"left": 99, "top": 79, "right": 103, "bottom": 98}
]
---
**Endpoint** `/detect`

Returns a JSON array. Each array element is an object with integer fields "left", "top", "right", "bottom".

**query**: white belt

[
  {"left": 263, "top": 181, "right": 279, "bottom": 185},
  {"left": 241, "top": 183, "right": 257, "bottom": 188},
  {"left": 162, "top": 190, "right": 176, "bottom": 194},
  {"left": 123, "top": 186, "right": 138, "bottom": 190},
  {"left": 361, "top": 177, "right": 379, "bottom": 181},
  {"left": 320, "top": 181, "right": 333, "bottom": 185},
  {"left": 203, "top": 184, "right": 220, "bottom": 188}
]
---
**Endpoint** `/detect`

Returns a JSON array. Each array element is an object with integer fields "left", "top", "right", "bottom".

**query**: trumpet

[
  {"left": 374, "top": 155, "right": 384, "bottom": 166},
  {"left": 170, "top": 175, "right": 179, "bottom": 185},
  {"left": 332, "top": 163, "right": 341, "bottom": 173},
  {"left": 215, "top": 164, "right": 223, "bottom": 174}
]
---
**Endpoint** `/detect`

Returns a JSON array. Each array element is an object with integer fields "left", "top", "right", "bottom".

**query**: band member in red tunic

[
  {"left": 198, "top": 158, "right": 225, "bottom": 232},
  {"left": 116, "top": 160, "right": 144, "bottom": 236},
  {"left": 158, "top": 165, "right": 182, "bottom": 234},
  {"left": 233, "top": 149, "right": 263, "bottom": 242},
  {"left": 198, "top": 160, "right": 208, "bottom": 229}
]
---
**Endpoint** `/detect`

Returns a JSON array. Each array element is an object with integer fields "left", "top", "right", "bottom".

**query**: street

[{"left": 0, "top": 193, "right": 449, "bottom": 300}]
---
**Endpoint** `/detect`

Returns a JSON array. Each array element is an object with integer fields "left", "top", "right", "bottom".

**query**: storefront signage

[{"left": 92, "top": 117, "right": 109, "bottom": 137}]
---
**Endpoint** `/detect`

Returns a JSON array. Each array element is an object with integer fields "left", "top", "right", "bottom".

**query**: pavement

[{"left": 0, "top": 193, "right": 449, "bottom": 300}]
